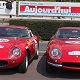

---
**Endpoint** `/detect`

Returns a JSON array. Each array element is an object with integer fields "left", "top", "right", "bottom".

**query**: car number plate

[{"left": 68, "top": 51, "right": 80, "bottom": 55}]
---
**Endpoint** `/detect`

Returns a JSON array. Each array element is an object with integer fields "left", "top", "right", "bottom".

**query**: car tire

[
  {"left": 34, "top": 44, "right": 39, "bottom": 59},
  {"left": 46, "top": 60, "right": 55, "bottom": 73},
  {"left": 18, "top": 53, "right": 28, "bottom": 73}
]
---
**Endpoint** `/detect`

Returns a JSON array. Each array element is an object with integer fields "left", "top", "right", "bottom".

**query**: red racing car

[
  {"left": 0, "top": 25, "right": 39, "bottom": 73},
  {"left": 46, "top": 27, "right": 80, "bottom": 72}
]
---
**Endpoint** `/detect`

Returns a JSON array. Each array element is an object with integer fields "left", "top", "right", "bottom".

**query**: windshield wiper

[
  {"left": 20, "top": 35, "right": 28, "bottom": 37},
  {"left": 69, "top": 36, "right": 80, "bottom": 39}
]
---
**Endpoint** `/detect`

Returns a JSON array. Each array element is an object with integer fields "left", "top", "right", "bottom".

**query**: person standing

[{"left": 56, "top": 0, "right": 64, "bottom": 19}]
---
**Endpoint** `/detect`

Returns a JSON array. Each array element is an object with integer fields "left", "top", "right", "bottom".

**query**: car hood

[
  {"left": 56, "top": 39, "right": 80, "bottom": 51},
  {"left": 0, "top": 37, "right": 26, "bottom": 49},
  {"left": 55, "top": 39, "right": 80, "bottom": 62},
  {"left": 0, "top": 38, "right": 27, "bottom": 59}
]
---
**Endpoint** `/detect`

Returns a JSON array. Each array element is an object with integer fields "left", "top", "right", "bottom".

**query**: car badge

[{"left": 76, "top": 56, "right": 78, "bottom": 58}]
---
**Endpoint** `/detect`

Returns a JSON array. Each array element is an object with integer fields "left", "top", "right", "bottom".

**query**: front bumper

[
  {"left": 47, "top": 61, "right": 80, "bottom": 70},
  {"left": 0, "top": 58, "right": 23, "bottom": 69},
  {"left": 47, "top": 61, "right": 62, "bottom": 67}
]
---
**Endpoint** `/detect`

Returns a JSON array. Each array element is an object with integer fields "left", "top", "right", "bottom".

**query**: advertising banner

[
  {"left": 0, "top": 1, "right": 16, "bottom": 15},
  {"left": 18, "top": 1, "right": 80, "bottom": 16}
]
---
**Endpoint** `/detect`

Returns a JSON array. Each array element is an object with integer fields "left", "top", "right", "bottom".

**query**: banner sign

[
  {"left": 18, "top": 1, "right": 80, "bottom": 16},
  {"left": 0, "top": 1, "right": 16, "bottom": 15}
]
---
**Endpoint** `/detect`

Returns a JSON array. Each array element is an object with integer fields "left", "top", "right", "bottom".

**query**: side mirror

[{"left": 28, "top": 30, "right": 33, "bottom": 37}]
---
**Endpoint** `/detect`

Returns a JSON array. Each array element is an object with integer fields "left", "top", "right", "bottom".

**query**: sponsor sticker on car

[
  {"left": 0, "top": 45, "right": 4, "bottom": 48},
  {"left": 0, "top": 39, "right": 10, "bottom": 42},
  {"left": 68, "top": 51, "right": 80, "bottom": 55},
  {"left": 27, "top": 40, "right": 32, "bottom": 45}
]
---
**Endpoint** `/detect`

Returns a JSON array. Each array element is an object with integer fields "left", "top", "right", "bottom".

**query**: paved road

[
  {"left": 39, "top": 41, "right": 48, "bottom": 51},
  {"left": 1, "top": 16, "right": 80, "bottom": 21},
  {"left": 0, "top": 55, "right": 80, "bottom": 80}
]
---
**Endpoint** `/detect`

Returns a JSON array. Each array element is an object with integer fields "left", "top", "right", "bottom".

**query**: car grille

[
  {"left": 62, "top": 62, "right": 80, "bottom": 67},
  {"left": 0, "top": 60, "right": 8, "bottom": 67}
]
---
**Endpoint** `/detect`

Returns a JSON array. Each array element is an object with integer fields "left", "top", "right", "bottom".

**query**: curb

[{"left": 39, "top": 51, "right": 46, "bottom": 56}]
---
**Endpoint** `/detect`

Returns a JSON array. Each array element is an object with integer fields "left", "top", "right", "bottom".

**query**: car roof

[
  {"left": 59, "top": 27, "right": 80, "bottom": 29},
  {"left": 0, "top": 25, "right": 28, "bottom": 29}
]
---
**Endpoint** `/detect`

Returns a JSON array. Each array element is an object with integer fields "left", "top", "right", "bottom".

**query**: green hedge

[{"left": 9, "top": 20, "right": 80, "bottom": 40}]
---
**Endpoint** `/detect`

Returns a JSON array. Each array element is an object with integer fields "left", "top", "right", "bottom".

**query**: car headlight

[
  {"left": 49, "top": 48, "right": 62, "bottom": 59},
  {"left": 8, "top": 47, "right": 21, "bottom": 60}
]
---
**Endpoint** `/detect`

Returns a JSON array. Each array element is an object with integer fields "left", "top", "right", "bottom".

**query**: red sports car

[
  {"left": 46, "top": 27, "right": 80, "bottom": 72},
  {"left": 0, "top": 25, "right": 39, "bottom": 73}
]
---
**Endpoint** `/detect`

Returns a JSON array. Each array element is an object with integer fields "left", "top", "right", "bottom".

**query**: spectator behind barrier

[{"left": 56, "top": 0, "right": 64, "bottom": 19}]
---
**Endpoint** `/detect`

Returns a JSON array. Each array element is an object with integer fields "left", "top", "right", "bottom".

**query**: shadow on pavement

[
  {"left": 0, "top": 69, "right": 17, "bottom": 75},
  {"left": 37, "top": 54, "right": 80, "bottom": 79}
]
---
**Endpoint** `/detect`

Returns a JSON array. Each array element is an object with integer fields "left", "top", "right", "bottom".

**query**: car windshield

[
  {"left": 55, "top": 29, "right": 80, "bottom": 39},
  {"left": 0, "top": 27, "right": 29, "bottom": 38}
]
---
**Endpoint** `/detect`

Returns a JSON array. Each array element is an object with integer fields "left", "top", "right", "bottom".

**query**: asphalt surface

[
  {"left": 39, "top": 41, "right": 48, "bottom": 51},
  {"left": 0, "top": 55, "right": 80, "bottom": 80}
]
